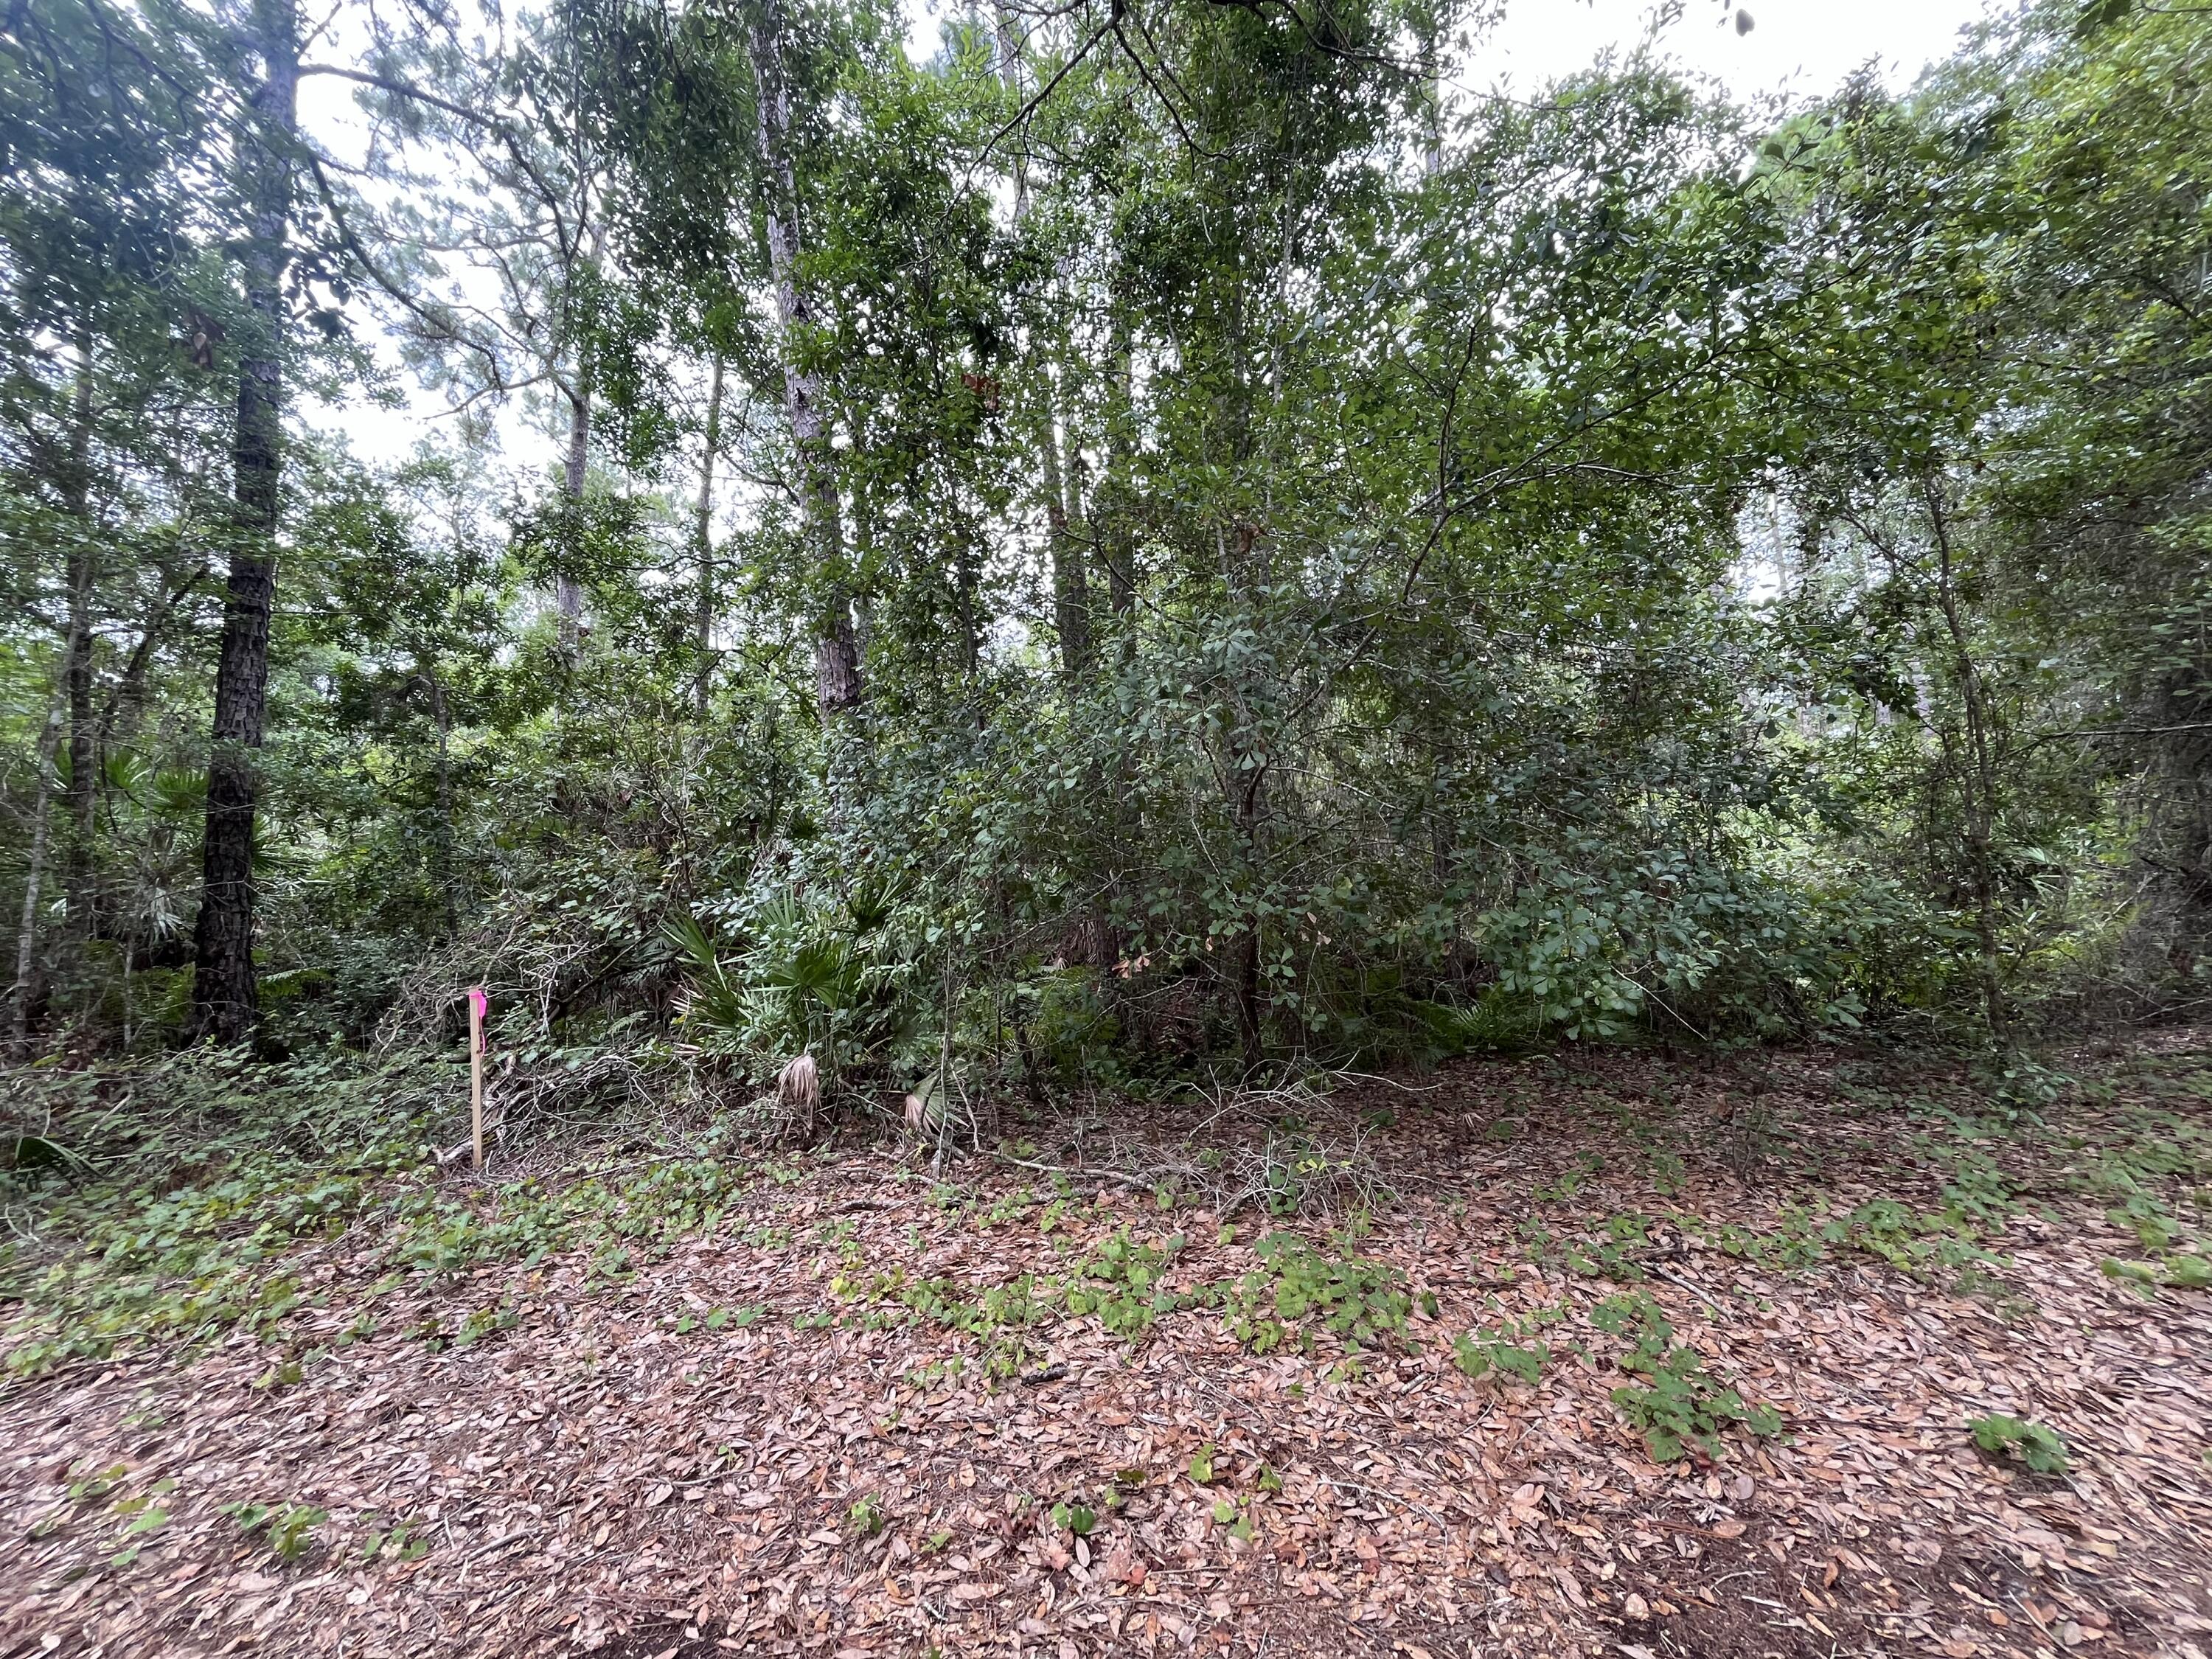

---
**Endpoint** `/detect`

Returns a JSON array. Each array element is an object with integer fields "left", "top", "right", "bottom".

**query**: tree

[
  {"left": 186, "top": 0, "right": 299, "bottom": 1044},
  {"left": 746, "top": 0, "right": 863, "bottom": 714}
]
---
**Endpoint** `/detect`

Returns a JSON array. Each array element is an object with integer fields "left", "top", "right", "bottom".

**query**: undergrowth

[
  {"left": 0, "top": 1048, "right": 762, "bottom": 1375},
  {"left": 4, "top": 1043, "right": 2208, "bottom": 1423}
]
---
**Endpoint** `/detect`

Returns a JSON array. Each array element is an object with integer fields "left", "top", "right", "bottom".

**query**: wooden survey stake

[{"left": 468, "top": 985, "right": 487, "bottom": 1171}]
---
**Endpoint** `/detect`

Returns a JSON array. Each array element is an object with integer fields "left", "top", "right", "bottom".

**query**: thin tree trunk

[
  {"left": 850, "top": 408, "right": 879, "bottom": 667},
  {"left": 97, "top": 562, "right": 207, "bottom": 748},
  {"left": 1225, "top": 521, "right": 1269, "bottom": 1067},
  {"left": 748, "top": 0, "right": 861, "bottom": 714},
  {"left": 1102, "top": 294, "right": 1136, "bottom": 639},
  {"left": 557, "top": 375, "right": 589, "bottom": 651},
  {"left": 10, "top": 676, "right": 66, "bottom": 1057},
  {"left": 187, "top": 0, "right": 296, "bottom": 1046},
  {"left": 64, "top": 540, "right": 94, "bottom": 945},
  {"left": 1421, "top": 20, "right": 1443, "bottom": 177},
  {"left": 952, "top": 531, "right": 983, "bottom": 681},
  {"left": 1046, "top": 378, "right": 1091, "bottom": 678},
  {"left": 427, "top": 666, "right": 455, "bottom": 939},
  {"left": 694, "top": 351, "right": 725, "bottom": 717},
  {"left": 992, "top": 4, "right": 1031, "bottom": 220},
  {"left": 1092, "top": 282, "right": 1140, "bottom": 995},
  {"left": 1221, "top": 243, "right": 1270, "bottom": 1063},
  {"left": 1925, "top": 479, "right": 2006, "bottom": 1036},
  {"left": 994, "top": 10, "right": 1090, "bottom": 681},
  {"left": 63, "top": 338, "right": 97, "bottom": 952}
]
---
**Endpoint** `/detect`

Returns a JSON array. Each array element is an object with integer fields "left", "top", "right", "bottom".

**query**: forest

[{"left": 0, "top": 0, "right": 2209, "bottom": 1652}]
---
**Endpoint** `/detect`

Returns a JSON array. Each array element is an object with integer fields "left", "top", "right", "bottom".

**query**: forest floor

[{"left": 1, "top": 1034, "right": 2210, "bottom": 1659}]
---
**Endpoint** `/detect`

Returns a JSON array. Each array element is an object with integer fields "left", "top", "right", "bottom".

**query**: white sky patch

[{"left": 1467, "top": 0, "right": 1993, "bottom": 104}]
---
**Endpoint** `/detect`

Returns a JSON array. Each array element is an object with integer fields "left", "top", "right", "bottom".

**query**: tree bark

[
  {"left": 187, "top": 0, "right": 297, "bottom": 1046},
  {"left": 748, "top": 0, "right": 861, "bottom": 714},
  {"left": 1421, "top": 19, "right": 1443, "bottom": 178},
  {"left": 694, "top": 350, "right": 725, "bottom": 717},
  {"left": 992, "top": 5, "right": 1031, "bottom": 221}
]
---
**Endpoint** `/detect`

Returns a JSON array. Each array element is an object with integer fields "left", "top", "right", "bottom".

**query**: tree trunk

[
  {"left": 694, "top": 351, "right": 725, "bottom": 718},
  {"left": 748, "top": 0, "right": 861, "bottom": 714},
  {"left": 187, "top": 0, "right": 296, "bottom": 1046},
  {"left": 99, "top": 561, "right": 206, "bottom": 749},
  {"left": 992, "top": 5, "right": 1031, "bottom": 220},
  {"left": 64, "top": 539, "right": 95, "bottom": 945},
  {"left": 1043, "top": 376, "right": 1091, "bottom": 679},
  {"left": 556, "top": 375, "right": 589, "bottom": 653},
  {"left": 9, "top": 677, "right": 67, "bottom": 1057},
  {"left": 63, "top": 338, "right": 97, "bottom": 953},
  {"left": 994, "top": 10, "right": 1090, "bottom": 681},
  {"left": 1421, "top": 19, "right": 1443, "bottom": 177},
  {"left": 1102, "top": 293, "right": 1137, "bottom": 641},
  {"left": 1092, "top": 282, "right": 1140, "bottom": 998},
  {"left": 1924, "top": 479, "right": 2006, "bottom": 1037},
  {"left": 428, "top": 666, "right": 455, "bottom": 939}
]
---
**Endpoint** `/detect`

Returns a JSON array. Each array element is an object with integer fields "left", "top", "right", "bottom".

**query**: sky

[
  {"left": 307, "top": 0, "right": 2004, "bottom": 470},
  {"left": 1465, "top": 0, "right": 1999, "bottom": 105}
]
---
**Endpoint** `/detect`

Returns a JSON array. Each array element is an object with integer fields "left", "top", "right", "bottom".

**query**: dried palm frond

[{"left": 777, "top": 1052, "right": 820, "bottom": 1120}]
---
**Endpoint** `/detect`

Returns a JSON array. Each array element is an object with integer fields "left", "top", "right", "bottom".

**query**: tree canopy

[{"left": 1, "top": 0, "right": 2206, "bottom": 1085}]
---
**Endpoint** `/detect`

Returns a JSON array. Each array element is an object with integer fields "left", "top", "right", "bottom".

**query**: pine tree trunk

[
  {"left": 748, "top": 0, "right": 861, "bottom": 714},
  {"left": 187, "top": 0, "right": 296, "bottom": 1045}
]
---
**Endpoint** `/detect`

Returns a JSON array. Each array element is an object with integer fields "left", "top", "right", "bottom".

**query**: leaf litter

[{"left": 2, "top": 1034, "right": 2209, "bottom": 1658}]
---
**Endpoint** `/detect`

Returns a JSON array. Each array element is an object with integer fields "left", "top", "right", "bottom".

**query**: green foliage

[
  {"left": 1452, "top": 1326, "right": 1551, "bottom": 1385},
  {"left": 1212, "top": 1231, "right": 1411, "bottom": 1355},
  {"left": 0, "top": 1050, "right": 769, "bottom": 1374},
  {"left": 667, "top": 888, "right": 924, "bottom": 1093},
  {"left": 847, "top": 1495, "right": 887, "bottom": 1538},
  {"left": 360, "top": 1518, "right": 431, "bottom": 1565},
  {"left": 1593, "top": 1293, "right": 1782, "bottom": 1463},
  {"left": 0, "top": 1051, "right": 439, "bottom": 1373},
  {"left": 1062, "top": 1228, "right": 1187, "bottom": 1337},
  {"left": 105, "top": 1476, "right": 176, "bottom": 1563},
  {"left": 1969, "top": 1413, "right": 2070, "bottom": 1475},
  {"left": 223, "top": 1501, "right": 328, "bottom": 1563}
]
